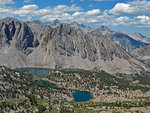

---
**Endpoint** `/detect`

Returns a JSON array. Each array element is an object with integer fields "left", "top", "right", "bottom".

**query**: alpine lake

[{"left": 16, "top": 67, "right": 93, "bottom": 102}]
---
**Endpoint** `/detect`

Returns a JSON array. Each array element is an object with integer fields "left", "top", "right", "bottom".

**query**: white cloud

[
  {"left": 109, "top": 0, "right": 150, "bottom": 16},
  {"left": 137, "top": 15, "right": 150, "bottom": 22},
  {"left": 100, "top": 15, "right": 150, "bottom": 27},
  {"left": 109, "top": 3, "right": 136, "bottom": 15},
  {"left": 14, "top": 5, "right": 38, "bottom": 16},
  {"left": 40, "top": 8, "right": 102, "bottom": 23},
  {"left": 21, "top": 4, "right": 38, "bottom": 10},
  {"left": 86, "top": 9, "right": 101, "bottom": 16},
  {"left": 71, "top": 9, "right": 102, "bottom": 23},
  {"left": 0, "top": 7, "right": 12, "bottom": 13},
  {"left": 0, "top": 0, "right": 14, "bottom": 5},
  {"left": 73, "top": 9, "right": 101, "bottom": 16},
  {"left": 136, "top": 15, "right": 150, "bottom": 25},
  {"left": 54, "top": 5, "right": 82, "bottom": 12}
]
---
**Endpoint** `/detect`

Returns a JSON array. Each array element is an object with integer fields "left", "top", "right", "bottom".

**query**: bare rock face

[
  {"left": 132, "top": 45, "right": 150, "bottom": 67},
  {"left": 0, "top": 22, "right": 11, "bottom": 49},
  {"left": 13, "top": 22, "right": 34, "bottom": 50},
  {"left": 28, "top": 24, "right": 149, "bottom": 74},
  {"left": 0, "top": 19, "right": 34, "bottom": 51},
  {"left": 132, "top": 45, "right": 150, "bottom": 61}
]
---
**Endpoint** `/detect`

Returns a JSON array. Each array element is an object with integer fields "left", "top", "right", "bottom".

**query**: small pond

[
  {"left": 35, "top": 80, "right": 57, "bottom": 88},
  {"left": 16, "top": 67, "right": 54, "bottom": 77},
  {"left": 72, "top": 90, "right": 93, "bottom": 102},
  {"left": 124, "top": 76, "right": 132, "bottom": 81}
]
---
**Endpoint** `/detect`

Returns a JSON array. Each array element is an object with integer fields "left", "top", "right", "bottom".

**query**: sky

[{"left": 0, "top": 0, "right": 150, "bottom": 37}]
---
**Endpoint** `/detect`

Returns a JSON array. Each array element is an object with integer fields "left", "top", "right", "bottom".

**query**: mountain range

[
  {"left": 0, "top": 17, "right": 149, "bottom": 74},
  {"left": 43, "top": 19, "right": 150, "bottom": 53}
]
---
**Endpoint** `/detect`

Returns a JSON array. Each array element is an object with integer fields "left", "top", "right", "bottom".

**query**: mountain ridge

[{"left": 0, "top": 17, "right": 149, "bottom": 74}]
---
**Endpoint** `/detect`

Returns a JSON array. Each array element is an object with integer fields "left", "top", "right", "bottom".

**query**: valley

[{"left": 0, "top": 17, "right": 150, "bottom": 113}]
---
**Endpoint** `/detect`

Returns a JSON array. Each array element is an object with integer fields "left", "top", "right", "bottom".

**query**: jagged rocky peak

[
  {"left": 48, "top": 19, "right": 62, "bottom": 28},
  {"left": 0, "top": 17, "right": 23, "bottom": 25},
  {"left": 53, "top": 19, "right": 61, "bottom": 24},
  {"left": 54, "top": 23, "right": 75, "bottom": 34},
  {"left": 70, "top": 21, "right": 83, "bottom": 27},
  {"left": 41, "top": 24, "right": 80, "bottom": 48},
  {"left": 0, "top": 19, "right": 34, "bottom": 51},
  {"left": 90, "top": 25, "right": 113, "bottom": 36},
  {"left": 98, "top": 25, "right": 112, "bottom": 31},
  {"left": 70, "top": 21, "right": 79, "bottom": 25}
]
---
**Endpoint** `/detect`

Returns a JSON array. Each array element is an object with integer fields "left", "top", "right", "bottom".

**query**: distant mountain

[
  {"left": 90, "top": 25, "right": 113, "bottom": 36},
  {"left": 0, "top": 17, "right": 149, "bottom": 74},
  {"left": 69, "top": 21, "right": 93, "bottom": 33},
  {"left": 90, "top": 26, "right": 149, "bottom": 53},
  {"left": 46, "top": 19, "right": 62, "bottom": 28},
  {"left": 128, "top": 33, "right": 150, "bottom": 44}
]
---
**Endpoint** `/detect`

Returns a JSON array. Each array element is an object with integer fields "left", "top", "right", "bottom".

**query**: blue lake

[
  {"left": 16, "top": 68, "right": 77, "bottom": 77},
  {"left": 124, "top": 77, "right": 132, "bottom": 81},
  {"left": 72, "top": 90, "right": 93, "bottom": 102},
  {"left": 16, "top": 67, "right": 54, "bottom": 77}
]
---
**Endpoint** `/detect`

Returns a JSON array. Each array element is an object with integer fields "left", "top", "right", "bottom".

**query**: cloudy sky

[{"left": 1, "top": 0, "right": 150, "bottom": 37}]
